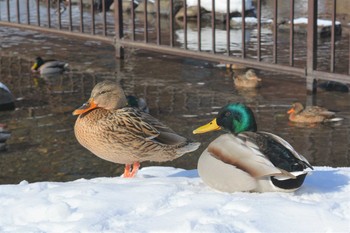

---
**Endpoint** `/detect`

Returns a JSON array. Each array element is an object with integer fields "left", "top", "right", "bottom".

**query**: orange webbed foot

[{"left": 122, "top": 162, "right": 140, "bottom": 178}]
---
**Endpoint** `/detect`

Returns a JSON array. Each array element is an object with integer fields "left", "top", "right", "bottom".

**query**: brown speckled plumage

[
  {"left": 73, "top": 80, "right": 200, "bottom": 177},
  {"left": 287, "top": 102, "right": 337, "bottom": 123}
]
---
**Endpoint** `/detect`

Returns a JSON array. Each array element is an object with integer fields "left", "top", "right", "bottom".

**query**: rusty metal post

[
  {"left": 306, "top": 0, "right": 318, "bottom": 93},
  {"left": 257, "top": 0, "right": 261, "bottom": 61},
  {"left": 16, "top": 0, "right": 20, "bottom": 23},
  {"left": 289, "top": 0, "right": 294, "bottom": 66},
  {"left": 273, "top": 0, "right": 277, "bottom": 63},
  {"left": 197, "top": 0, "right": 202, "bottom": 51},
  {"left": 26, "top": 0, "right": 30, "bottom": 24},
  {"left": 330, "top": 0, "right": 336, "bottom": 73},
  {"left": 170, "top": 0, "right": 174, "bottom": 47},
  {"left": 156, "top": 0, "right": 161, "bottom": 45},
  {"left": 184, "top": 0, "right": 187, "bottom": 49},
  {"left": 47, "top": 0, "right": 51, "bottom": 28},
  {"left": 211, "top": 0, "right": 215, "bottom": 53},
  {"left": 114, "top": 0, "right": 124, "bottom": 59},
  {"left": 6, "top": 0, "right": 10, "bottom": 22},
  {"left": 143, "top": 0, "right": 148, "bottom": 43},
  {"left": 36, "top": 0, "right": 40, "bottom": 26},
  {"left": 91, "top": 0, "right": 95, "bottom": 35},
  {"left": 241, "top": 0, "right": 245, "bottom": 58},
  {"left": 226, "top": 0, "right": 230, "bottom": 56},
  {"left": 103, "top": 0, "right": 107, "bottom": 36}
]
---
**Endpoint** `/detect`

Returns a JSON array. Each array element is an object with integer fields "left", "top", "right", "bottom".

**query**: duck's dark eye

[
  {"left": 225, "top": 111, "right": 231, "bottom": 117},
  {"left": 99, "top": 90, "right": 108, "bottom": 95}
]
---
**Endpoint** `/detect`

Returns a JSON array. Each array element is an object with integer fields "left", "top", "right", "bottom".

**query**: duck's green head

[
  {"left": 31, "top": 57, "right": 44, "bottom": 71},
  {"left": 193, "top": 103, "right": 257, "bottom": 135}
]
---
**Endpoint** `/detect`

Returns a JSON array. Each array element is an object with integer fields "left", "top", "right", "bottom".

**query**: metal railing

[{"left": 0, "top": 0, "right": 349, "bottom": 91}]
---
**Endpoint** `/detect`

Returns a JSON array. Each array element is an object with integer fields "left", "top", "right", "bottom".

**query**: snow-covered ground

[{"left": 0, "top": 166, "right": 349, "bottom": 233}]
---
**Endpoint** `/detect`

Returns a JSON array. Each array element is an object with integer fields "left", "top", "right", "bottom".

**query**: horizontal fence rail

[{"left": 0, "top": 0, "right": 349, "bottom": 90}]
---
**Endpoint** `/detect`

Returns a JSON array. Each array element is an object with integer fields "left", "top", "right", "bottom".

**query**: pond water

[{"left": 0, "top": 0, "right": 349, "bottom": 184}]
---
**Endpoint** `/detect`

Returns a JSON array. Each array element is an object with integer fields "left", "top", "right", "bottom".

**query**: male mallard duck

[
  {"left": 31, "top": 56, "right": 69, "bottom": 75},
  {"left": 73, "top": 80, "right": 200, "bottom": 178},
  {"left": 126, "top": 95, "right": 149, "bottom": 113},
  {"left": 287, "top": 102, "right": 341, "bottom": 123},
  {"left": 0, "top": 82, "right": 15, "bottom": 111},
  {"left": 193, "top": 103, "right": 313, "bottom": 193},
  {"left": 233, "top": 69, "right": 262, "bottom": 88},
  {"left": 0, "top": 123, "right": 11, "bottom": 152}
]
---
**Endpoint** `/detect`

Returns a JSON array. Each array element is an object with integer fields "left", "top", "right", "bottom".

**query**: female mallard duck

[
  {"left": 193, "top": 103, "right": 313, "bottom": 193},
  {"left": 31, "top": 56, "right": 69, "bottom": 75},
  {"left": 287, "top": 102, "right": 341, "bottom": 123},
  {"left": 73, "top": 80, "right": 200, "bottom": 178},
  {"left": 233, "top": 69, "right": 262, "bottom": 88}
]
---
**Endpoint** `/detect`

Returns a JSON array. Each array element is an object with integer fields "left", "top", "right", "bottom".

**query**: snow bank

[{"left": 0, "top": 166, "right": 349, "bottom": 233}]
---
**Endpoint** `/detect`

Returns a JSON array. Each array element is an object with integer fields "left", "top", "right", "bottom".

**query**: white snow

[
  {"left": 292, "top": 17, "right": 341, "bottom": 26},
  {"left": 187, "top": 0, "right": 254, "bottom": 13},
  {"left": 0, "top": 166, "right": 349, "bottom": 233}
]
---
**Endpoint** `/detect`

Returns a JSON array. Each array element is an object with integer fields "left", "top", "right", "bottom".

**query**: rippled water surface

[{"left": 0, "top": 0, "right": 349, "bottom": 184}]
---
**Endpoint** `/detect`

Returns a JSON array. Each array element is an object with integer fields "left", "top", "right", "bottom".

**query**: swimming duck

[
  {"left": 31, "top": 56, "right": 69, "bottom": 75},
  {"left": 0, "top": 82, "right": 15, "bottom": 111},
  {"left": 287, "top": 102, "right": 341, "bottom": 123},
  {"left": 193, "top": 103, "right": 313, "bottom": 193},
  {"left": 233, "top": 69, "right": 261, "bottom": 88},
  {"left": 0, "top": 123, "right": 11, "bottom": 152},
  {"left": 73, "top": 80, "right": 200, "bottom": 178}
]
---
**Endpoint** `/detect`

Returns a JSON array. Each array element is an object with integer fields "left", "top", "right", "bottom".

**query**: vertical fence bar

[
  {"left": 289, "top": 0, "right": 294, "bottom": 66},
  {"left": 170, "top": 0, "right": 174, "bottom": 47},
  {"left": 257, "top": 0, "right": 261, "bottom": 61},
  {"left": 114, "top": 0, "right": 124, "bottom": 58},
  {"left": 36, "top": 0, "right": 40, "bottom": 26},
  {"left": 226, "top": 0, "right": 230, "bottom": 56},
  {"left": 144, "top": 0, "right": 148, "bottom": 43},
  {"left": 68, "top": 0, "right": 72, "bottom": 31},
  {"left": 273, "top": 0, "right": 278, "bottom": 63},
  {"left": 58, "top": 0, "right": 61, "bottom": 29},
  {"left": 241, "top": 0, "right": 246, "bottom": 58},
  {"left": 306, "top": 0, "right": 318, "bottom": 92},
  {"left": 26, "top": 0, "right": 30, "bottom": 24},
  {"left": 330, "top": 0, "right": 336, "bottom": 72},
  {"left": 47, "top": 0, "right": 51, "bottom": 28},
  {"left": 16, "top": 0, "right": 20, "bottom": 23},
  {"left": 91, "top": 0, "right": 95, "bottom": 34},
  {"left": 102, "top": 0, "right": 107, "bottom": 36},
  {"left": 156, "top": 0, "right": 161, "bottom": 45},
  {"left": 79, "top": 0, "right": 83, "bottom": 32},
  {"left": 197, "top": 0, "right": 201, "bottom": 51},
  {"left": 184, "top": 0, "right": 187, "bottom": 49},
  {"left": 6, "top": 0, "right": 10, "bottom": 22},
  {"left": 131, "top": 0, "right": 135, "bottom": 41},
  {"left": 211, "top": 0, "right": 215, "bottom": 53}
]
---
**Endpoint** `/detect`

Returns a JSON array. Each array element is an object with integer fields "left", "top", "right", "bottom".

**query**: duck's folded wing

[
  {"left": 259, "top": 131, "right": 313, "bottom": 170},
  {"left": 207, "top": 134, "right": 295, "bottom": 179},
  {"left": 43, "top": 61, "right": 67, "bottom": 69},
  {"left": 117, "top": 108, "right": 188, "bottom": 145}
]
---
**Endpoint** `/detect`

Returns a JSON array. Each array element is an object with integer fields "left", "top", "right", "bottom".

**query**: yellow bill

[{"left": 193, "top": 118, "right": 222, "bottom": 134}]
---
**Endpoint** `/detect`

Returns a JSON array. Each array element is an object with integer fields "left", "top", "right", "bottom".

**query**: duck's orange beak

[
  {"left": 287, "top": 108, "right": 295, "bottom": 114},
  {"left": 73, "top": 98, "right": 98, "bottom": 115}
]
